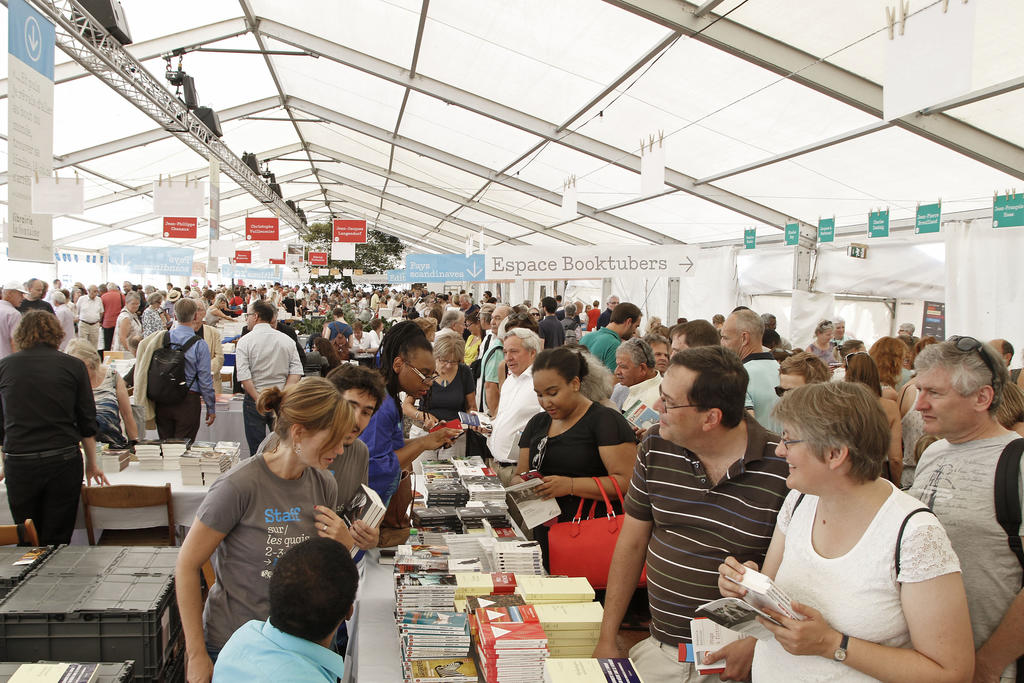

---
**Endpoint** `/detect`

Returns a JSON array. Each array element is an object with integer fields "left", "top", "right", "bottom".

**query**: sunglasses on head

[
  {"left": 844, "top": 351, "right": 867, "bottom": 366},
  {"left": 948, "top": 335, "right": 1000, "bottom": 389}
]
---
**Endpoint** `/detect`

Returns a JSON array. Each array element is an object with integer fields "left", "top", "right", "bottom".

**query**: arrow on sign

[
  {"left": 466, "top": 263, "right": 482, "bottom": 279},
  {"left": 679, "top": 257, "right": 694, "bottom": 273}
]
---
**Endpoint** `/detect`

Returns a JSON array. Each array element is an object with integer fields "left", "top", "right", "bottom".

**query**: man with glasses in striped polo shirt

[{"left": 593, "top": 346, "right": 790, "bottom": 682}]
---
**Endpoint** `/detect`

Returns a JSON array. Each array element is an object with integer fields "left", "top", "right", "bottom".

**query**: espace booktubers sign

[{"left": 485, "top": 245, "right": 698, "bottom": 280}]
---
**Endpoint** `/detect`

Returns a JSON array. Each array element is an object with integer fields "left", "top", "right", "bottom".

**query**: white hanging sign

[
  {"left": 152, "top": 179, "right": 206, "bottom": 217},
  {"left": 486, "top": 243, "right": 699, "bottom": 280},
  {"left": 640, "top": 132, "right": 666, "bottom": 197},
  {"left": 559, "top": 176, "right": 577, "bottom": 221},
  {"left": 331, "top": 242, "right": 356, "bottom": 260},
  {"left": 209, "top": 239, "right": 236, "bottom": 258},
  {"left": 31, "top": 175, "right": 84, "bottom": 215}
]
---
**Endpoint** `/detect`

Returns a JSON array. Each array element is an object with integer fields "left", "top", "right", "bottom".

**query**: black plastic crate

[
  {"left": 0, "top": 546, "right": 55, "bottom": 599},
  {"left": 33, "top": 546, "right": 125, "bottom": 576},
  {"left": 0, "top": 661, "right": 134, "bottom": 682},
  {"left": 0, "top": 573, "right": 180, "bottom": 682}
]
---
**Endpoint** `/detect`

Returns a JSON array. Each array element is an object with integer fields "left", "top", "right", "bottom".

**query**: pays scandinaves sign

[{"left": 485, "top": 244, "right": 698, "bottom": 280}]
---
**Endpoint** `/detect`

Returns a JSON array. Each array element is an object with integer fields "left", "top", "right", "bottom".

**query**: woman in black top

[
  {"left": 0, "top": 311, "right": 109, "bottom": 544},
  {"left": 409, "top": 332, "right": 476, "bottom": 423},
  {"left": 512, "top": 347, "right": 637, "bottom": 567}
]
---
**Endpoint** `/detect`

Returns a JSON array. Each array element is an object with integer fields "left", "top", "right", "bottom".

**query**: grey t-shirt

[
  {"left": 198, "top": 455, "right": 338, "bottom": 650},
  {"left": 909, "top": 431, "right": 1023, "bottom": 679},
  {"left": 331, "top": 439, "right": 370, "bottom": 518}
]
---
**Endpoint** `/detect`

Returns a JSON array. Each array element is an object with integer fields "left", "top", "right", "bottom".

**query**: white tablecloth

[
  {"left": 195, "top": 397, "right": 250, "bottom": 458},
  {"left": 0, "top": 461, "right": 211, "bottom": 543},
  {"left": 345, "top": 550, "right": 403, "bottom": 683}
]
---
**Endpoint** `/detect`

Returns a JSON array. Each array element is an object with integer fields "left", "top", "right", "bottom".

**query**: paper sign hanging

[
  {"left": 784, "top": 223, "right": 799, "bottom": 246},
  {"left": 285, "top": 243, "right": 304, "bottom": 266},
  {"left": 245, "top": 216, "right": 279, "bottom": 241},
  {"left": 210, "top": 239, "right": 236, "bottom": 258},
  {"left": 330, "top": 268, "right": 341, "bottom": 276},
  {"left": 560, "top": 177, "right": 577, "bottom": 221},
  {"left": 234, "top": 250, "right": 252, "bottom": 264},
  {"left": 31, "top": 176, "right": 85, "bottom": 215},
  {"left": 915, "top": 203, "right": 941, "bottom": 234},
  {"left": 868, "top": 209, "right": 889, "bottom": 238},
  {"left": 163, "top": 216, "right": 198, "bottom": 239},
  {"left": 333, "top": 218, "right": 367, "bottom": 243},
  {"left": 640, "top": 133, "right": 665, "bottom": 196},
  {"left": 342, "top": 268, "right": 354, "bottom": 277},
  {"left": 153, "top": 180, "right": 205, "bottom": 217},
  {"left": 331, "top": 242, "right": 355, "bottom": 260},
  {"left": 309, "top": 251, "right": 329, "bottom": 266},
  {"left": 818, "top": 217, "right": 835, "bottom": 243},
  {"left": 993, "top": 192, "right": 1024, "bottom": 229},
  {"left": 744, "top": 228, "right": 756, "bottom": 250}
]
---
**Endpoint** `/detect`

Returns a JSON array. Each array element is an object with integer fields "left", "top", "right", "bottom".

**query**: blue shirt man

[
  {"left": 168, "top": 322, "right": 216, "bottom": 415},
  {"left": 213, "top": 619, "right": 345, "bottom": 683},
  {"left": 152, "top": 296, "right": 216, "bottom": 442}
]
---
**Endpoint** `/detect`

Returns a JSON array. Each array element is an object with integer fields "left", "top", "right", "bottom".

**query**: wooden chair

[
  {"left": 0, "top": 519, "right": 39, "bottom": 546},
  {"left": 81, "top": 484, "right": 176, "bottom": 546}
]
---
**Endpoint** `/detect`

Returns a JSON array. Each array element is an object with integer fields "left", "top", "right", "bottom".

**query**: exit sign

[{"left": 848, "top": 243, "right": 868, "bottom": 259}]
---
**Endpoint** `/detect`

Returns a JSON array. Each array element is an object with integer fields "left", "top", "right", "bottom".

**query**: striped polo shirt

[{"left": 624, "top": 416, "right": 789, "bottom": 646}]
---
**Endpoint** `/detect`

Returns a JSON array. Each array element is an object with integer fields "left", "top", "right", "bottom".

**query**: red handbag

[{"left": 547, "top": 476, "right": 646, "bottom": 590}]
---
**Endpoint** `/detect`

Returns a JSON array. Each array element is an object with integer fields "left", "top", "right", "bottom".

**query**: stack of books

[
  {"left": 462, "top": 476, "right": 507, "bottom": 507},
  {"left": 398, "top": 610, "right": 472, "bottom": 660},
  {"left": 214, "top": 441, "right": 241, "bottom": 460},
  {"left": 476, "top": 603, "right": 604, "bottom": 659},
  {"left": 403, "top": 657, "right": 479, "bottom": 683},
  {"left": 395, "top": 545, "right": 452, "bottom": 573},
  {"left": 515, "top": 576, "right": 596, "bottom": 605},
  {"left": 458, "top": 506, "right": 511, "bottom": 533},
  {"left": 180, "top": 450, "right": 233, "bottom": 486},
  {"left": 412, "top": 508, "right": 463, "bottom": 542},
  {"left": 426, "top": 478, "right": 469, "bottom": 508},
  {"left": 452, "top": 456, "right": 490, "bottom": 478},
  {"left": 161, "top": 440, "right": 188, "bottom": 470},
  {"left": 395, "top": 573, "right": 458, "bottom": 615},
  {"left": 455, "top": 572, "right": 516, "bottom": 603},
  {"left": 492, "top": 540, "right": 544, "bottom": 575},
  {"left": 543, "top": 658, "right": 645, "bottom": 683},
  {"left": 100, "top": 448, "right": 130, "bottom": 474},
  {"left": 134, "top": 441, "right": 163, "bottom": 470},
  {"left": 476, "top": 621, "right": 550, "bottom": 683}
]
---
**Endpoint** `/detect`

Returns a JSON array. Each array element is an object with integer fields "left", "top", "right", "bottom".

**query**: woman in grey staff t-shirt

[{"left": 175, "top": 378, "right": 356, "bottom": 683}]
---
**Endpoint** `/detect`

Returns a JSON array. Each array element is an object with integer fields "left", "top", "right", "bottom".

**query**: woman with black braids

[{"left": 362, "top": 321, "right": 462, "bottom": 505}]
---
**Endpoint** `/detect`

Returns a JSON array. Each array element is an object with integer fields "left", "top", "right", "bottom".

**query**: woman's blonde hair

[
  {"left": 66, "top": 339, "right": 102, "bottom": 370},
  {"left": 432, "top": 332, "right": 465, "bottom": 362},
  {"left": 257, "top": 377, "right": 354, "bottom": 458}
]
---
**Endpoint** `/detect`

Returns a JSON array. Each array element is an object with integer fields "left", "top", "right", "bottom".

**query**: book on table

[
  {"left": 695, "top": 567, "right": 803, "bottom": 640},
  {"left": 402, "top": 657, "right": 478, "bottom": 682},
  {"left": 543, "top": 658, "right": 645, "bottom": 683}
]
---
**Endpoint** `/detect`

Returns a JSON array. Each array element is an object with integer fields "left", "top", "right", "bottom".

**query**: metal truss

[{"left": 27, "top": 0, "right": 307, "bottom": 236}]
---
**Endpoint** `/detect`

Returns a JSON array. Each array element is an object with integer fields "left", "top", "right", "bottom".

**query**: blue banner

[
  {"left": 405, "top": 254, "right": 485, "bottom": 282},
  {"left": 386, "top": 268, "right": 407, "bottom": 283},
  {"left": 221, "top": 264, "right": 278, "bottom": 282},
  {"left": 9, "top": 0, "right": 55, "bottom": 80},
  {"left": 108, "top": 245, "right": 193, "bottom": 277}
]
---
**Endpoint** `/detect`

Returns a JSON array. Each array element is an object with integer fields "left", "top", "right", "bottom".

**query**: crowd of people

[{"left": 0, "top": 276, "right": 1022, "bottom": 682}]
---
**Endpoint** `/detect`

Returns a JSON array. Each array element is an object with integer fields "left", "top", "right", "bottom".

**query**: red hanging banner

[
  {"left": 234, "top": 250, "right": 252, "bottom": 264},
  {"left": 269, "top": 255, "right": 286, "bottom": 265},
  {"left": 333, "top": 219, "right": 367, "bottom": 243},
  {"left": 309, "top": 251, "right": 329, "bottom": 266},
  {"left": 245, "top": 216, "right": 280, "bottom": 241},
  {"left": 163, "top": 216, "right": 198, "bottom": 239}
]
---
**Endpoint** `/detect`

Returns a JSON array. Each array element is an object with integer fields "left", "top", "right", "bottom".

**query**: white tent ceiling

[{"left": 2, "top": 0, "right": 1022, "bottom": 261}]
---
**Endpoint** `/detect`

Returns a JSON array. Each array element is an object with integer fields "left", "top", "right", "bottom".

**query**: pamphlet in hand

[
  {"left": 339, "top": 484, "right": 386, "bottom": 558},
  {"left": 505, "top": 478, "right": 560, "bottom": 529},
  {"left": 623, "top": 399, "right": 659, "bottom": 431},
  {"left": 689, "top": 616, "right": 749, "bottom": 674},
  {"left": 695, "top": 567, "right": 803, "bottom": 640}
]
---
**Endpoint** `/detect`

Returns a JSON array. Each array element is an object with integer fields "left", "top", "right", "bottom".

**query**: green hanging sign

[
  {"left": 868, "top": 209, "right": 889, "bottom": 238},
  {"left": 993, "top": 192, "right": 1024, "bottom": 228},
  {"left": 784, "top": 223, "right": 799, "bottom": 246},
  {"left": 915, "top": 203, "right": 941, "bottom": 234},
  {"left": 818, "top": 217, "right": 835, "bottom": 243},
  {"left": 744, "top": 228, "right": 756, "bottom": 249}
]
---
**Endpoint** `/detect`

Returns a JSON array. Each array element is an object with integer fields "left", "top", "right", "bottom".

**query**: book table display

[{"left": 347, "top": 455, "right": 645, "bottom": 683}]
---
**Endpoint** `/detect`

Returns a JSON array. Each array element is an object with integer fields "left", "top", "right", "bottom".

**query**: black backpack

[{"left": 147, "top": 332, "right": 201, "bottom": 404}]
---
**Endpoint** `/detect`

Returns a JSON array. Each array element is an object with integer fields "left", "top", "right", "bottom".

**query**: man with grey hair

[
  {"left": 561, "top": 302, "right": 581, "bottom": 344},
  {"left": 721, "top": 308, "right": 779, "bottom": 431},
  {"left": 436, "top": 309, "right": 466, "bottom": 339},
  {"left": 596, "top": 295, "right": 620, "bottom": 329},
  {"left": 193, "top": 299, "right": 225, "bottom": 388},
  {"left": 832, "top": 316, "right": 849, "bottom": 346},
  {"left": 51, "top": 291, "right": 76, "bottom": 352},
  {"left": 908, "top": 337, "right": 1023, "bottom": 682},
  {"left": 486, "top": 327, "right": 542, "bottom": 485},
  {"left": 480, "top": 304, "right": 512, "bottom": 414},
  {"left": 898, "top": 322, "right": 919, "bottom": 347},
  {"left": 611, "top": 338, "right": 661, "bottom": 412},
  {"left": 760, "top": 312, "right": 791, "bottom": 350},
  {"left": 76, "top": 285, "right": 104, "bottom": 349},
  {"left": 0, "top": 281, "right": 27, "bottom": 360},
  {"left": 18, "top": 279, "right": 54, "bottom": 315}
]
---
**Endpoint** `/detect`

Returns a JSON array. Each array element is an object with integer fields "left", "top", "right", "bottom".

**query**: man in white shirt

[
  {"left": 486, "top": 328, "right": 542, "bottom": 486},
  {"left": 76, "top": 285, "right": 104, "bottom": 349},
  {"left": 611, "top": 338, "right": 662, "bottom": 412},
  {"left": 52, "top": 292, "right": 76, "bottom": 352},
  {"left": 0, "top": 281, "right": 27, "bottom": 360},
  {"left": 235, "top": 300, "right": 303, "bottom": 456}
]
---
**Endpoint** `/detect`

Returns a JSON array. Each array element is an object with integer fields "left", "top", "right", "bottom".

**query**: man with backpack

[
  {"left": 909, "top": 338, "right": 1024, "bottom": 682},
  {"left": 136, "top": 297, "right": 216, "bottom": 441}
]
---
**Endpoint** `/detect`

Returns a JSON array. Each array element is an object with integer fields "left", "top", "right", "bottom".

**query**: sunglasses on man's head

[{"left": 948, "top": 335, "right": 1000, "bottom": 389}]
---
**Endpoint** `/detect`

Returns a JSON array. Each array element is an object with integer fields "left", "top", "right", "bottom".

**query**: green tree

[{"left": 298, "top": 222, "right": 403, "bottom": 287}]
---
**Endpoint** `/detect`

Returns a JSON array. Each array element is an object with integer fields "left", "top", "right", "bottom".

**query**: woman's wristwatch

[{"left": 833, "top": 633, "right": 849, "bottom": 662}]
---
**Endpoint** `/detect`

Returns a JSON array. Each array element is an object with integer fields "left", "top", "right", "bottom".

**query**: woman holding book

[
  {"left": 715, "top": 381, "right": 973, "bottom": 683},
  {"left": 175, "top": 378, "right": 357, "bottom": 683},
  {"left": 511, "top": 347, "right": 636, "bottom": 569}
]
